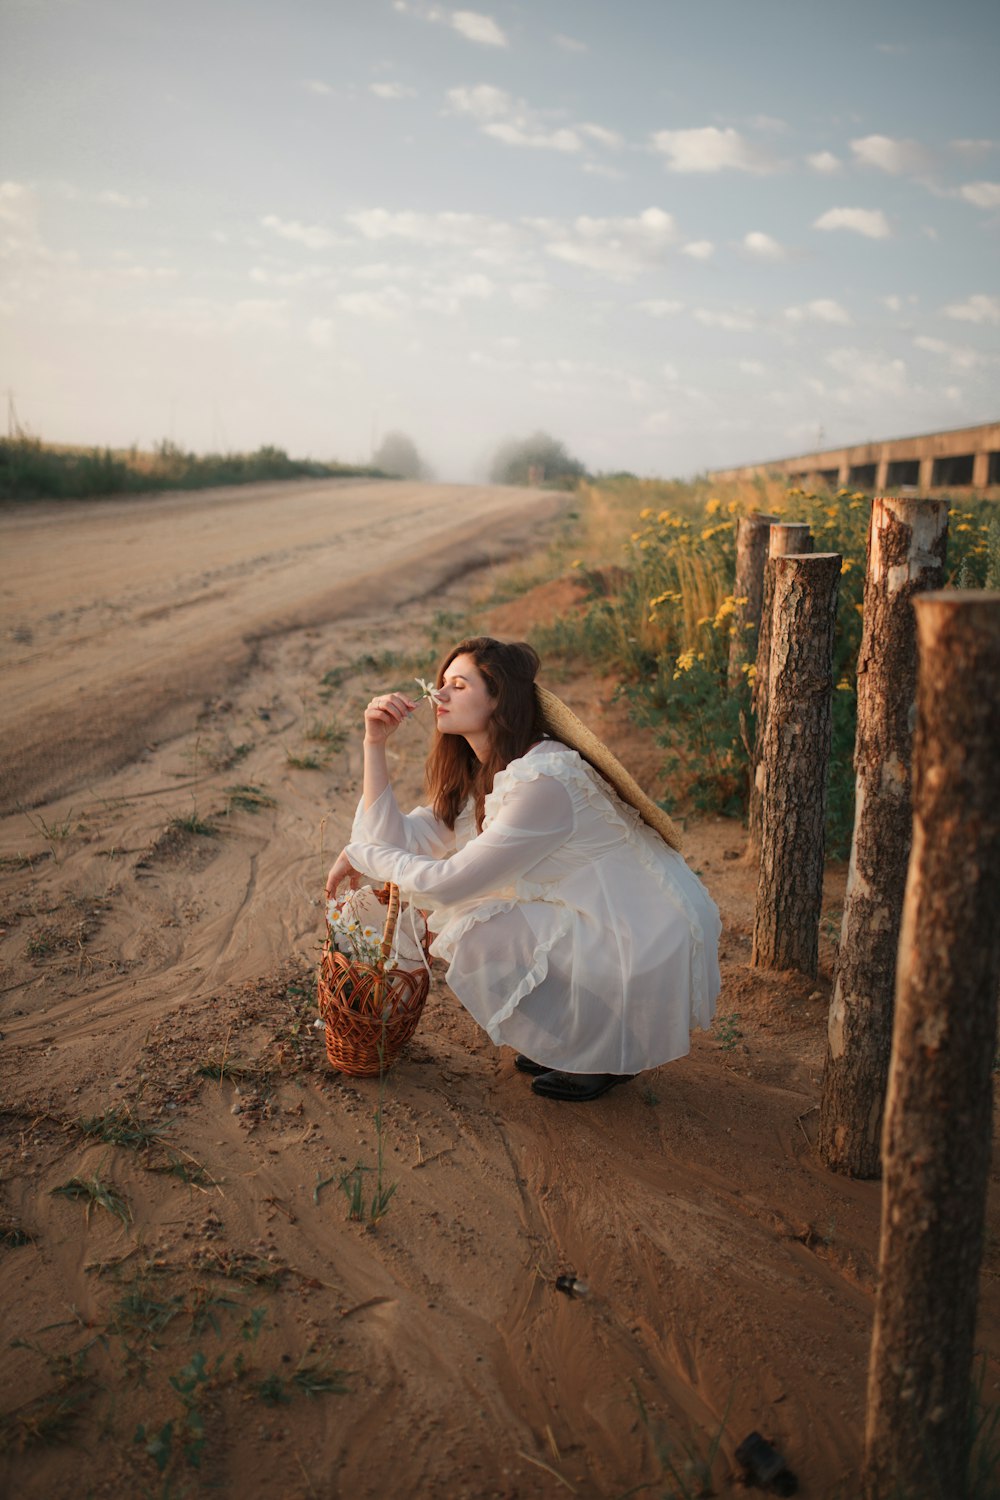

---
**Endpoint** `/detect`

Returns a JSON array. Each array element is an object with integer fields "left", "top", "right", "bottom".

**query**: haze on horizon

[{"left": 2, "top": 0, "right": 998, "bottom": 482}]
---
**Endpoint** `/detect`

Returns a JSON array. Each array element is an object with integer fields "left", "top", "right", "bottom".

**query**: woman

[{"left": 325, "top": 637, "right": 721, "bottom": 1102}]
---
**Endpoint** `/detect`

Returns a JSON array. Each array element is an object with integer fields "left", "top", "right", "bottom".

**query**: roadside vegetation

[
  {"left": 506, "top": 474, "right": 999, "bottom": 857},
  {"left": 0, "top": 437, "right": 388, "bottom": 502}
]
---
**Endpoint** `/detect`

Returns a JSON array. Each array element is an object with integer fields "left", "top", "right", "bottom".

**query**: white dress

[{"left": 344, "top": 741, "right": 722, "bottom": 1076}]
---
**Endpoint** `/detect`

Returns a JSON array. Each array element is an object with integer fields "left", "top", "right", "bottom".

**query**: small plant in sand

[
  {"left": 286, "top": 749, "right": 324, "bottom": 770},
  {"left": 224, "top": 784, "right": 276, "bottom": 814},
  {"left": 713, "top": 1012, "right": 743, "bottom": 1053},
  {"left": 305, "top": 717, "right": 348, "bottom": 751},
  {"left": 51, "top": 1165, "right": 132, "bottom": 1227},
  {"left": 167, "top": 811, "right": 217, "bottom": 837}
]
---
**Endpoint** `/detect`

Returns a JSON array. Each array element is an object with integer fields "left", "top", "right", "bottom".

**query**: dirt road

[{"left": 0, "top": 478, "right": 563, "bottom": 810}]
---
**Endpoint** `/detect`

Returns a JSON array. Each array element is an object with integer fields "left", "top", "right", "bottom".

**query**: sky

[{"left": 2, "top": 0, "right": 999, "bottom": 480}]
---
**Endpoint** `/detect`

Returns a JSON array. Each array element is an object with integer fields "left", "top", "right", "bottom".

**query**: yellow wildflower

[
  {"left": 836, "top": 679, "right": 853, "bottom": 691},
  {"left": 705, "top": 497, "right": 722, "bottom": 516},
  {"left": 841, "top": 559, "right": 853, "bottom": 573},
  {"left": 639, "top": 507, "right": 653, "bottom": 519},
  {"left": 957, "top": 523, "right": 971, "bottom": 532}
]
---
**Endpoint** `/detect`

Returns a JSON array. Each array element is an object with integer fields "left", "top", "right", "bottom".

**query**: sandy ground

[{"left": 0, "top": 482, "right": 997, "bottom": 1499}]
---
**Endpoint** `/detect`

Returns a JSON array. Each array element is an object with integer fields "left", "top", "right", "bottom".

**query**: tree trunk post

[
  {"left": 746, "top": 522, "right": 814, "bottom": 854},
  {"left": 727, "top": 511, "right": 779, "bottom": 691},
  {"left": 751, "top": 553, "right": 841, "bottom": 976},
  {"left": 862, "top": 591, "right": 1000, "bottom": 1500},
  {"left": 819, "top": 498, "right": 949, "bottom": 1178}
]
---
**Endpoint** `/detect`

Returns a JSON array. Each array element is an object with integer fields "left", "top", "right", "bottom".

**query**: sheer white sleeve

[
  {"left": 350, "top": 785, "right": 457, "bottom": 859},
  {"left": 345, "top": 774, "right": 574, "bottom": 903}
]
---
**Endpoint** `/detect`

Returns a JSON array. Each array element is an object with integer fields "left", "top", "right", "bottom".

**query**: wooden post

[
  {"left": 727, "top": 512, "right": 778, "bottom": 691},
  {"left": 746, "top": 522, "right": 814, "bottom": 855},
  {"left": 751, "top": 553, "right": 841, "bottom": 976},
  {"left": 863, "top": 591, "right": 1000, "bottom": 1500},
  {"left": 818, "top": 498, "right": 948, "bottom": 1178}
]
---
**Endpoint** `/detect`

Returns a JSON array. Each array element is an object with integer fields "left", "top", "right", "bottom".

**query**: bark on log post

[
  {"left": 746, "top": 522, "right": 814, "bottom": 855},
  {"left": 727, "top": 512, "right": 779, "bottom": 691},
  {"left": 862, "top": 591, "right": 1000, "bottom": 1500},
  {"left": 818, "top": 498, "right": 949, "bottom": 1178},
  {"left": 751, "top": 553, "right": 841, "bottom": 976}
]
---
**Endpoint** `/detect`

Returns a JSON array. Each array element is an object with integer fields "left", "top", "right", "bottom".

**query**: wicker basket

[{"left": 317, "top": 883, "right": 430, "bottom": 1077}]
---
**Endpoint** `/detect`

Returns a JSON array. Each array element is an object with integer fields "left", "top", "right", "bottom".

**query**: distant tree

[
  {"left": 373, "top": 431, "right": 430, "bottom": 480},
  {"left": 489, "top": 430, "right": 587, "bottom": 488}
]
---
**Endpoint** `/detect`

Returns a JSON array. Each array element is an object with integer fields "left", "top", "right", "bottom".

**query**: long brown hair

[{"left": 426, "top": 637, "right": 546, "bottom": 830}]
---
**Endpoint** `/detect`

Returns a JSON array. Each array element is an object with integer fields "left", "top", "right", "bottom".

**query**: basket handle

[{"left": 380, "top": 882, "right": 400, "bottom": 960}]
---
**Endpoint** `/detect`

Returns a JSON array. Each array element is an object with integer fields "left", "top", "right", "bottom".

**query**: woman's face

[{"left": 434, "top": 652, "right": 496, "bottom": 749}]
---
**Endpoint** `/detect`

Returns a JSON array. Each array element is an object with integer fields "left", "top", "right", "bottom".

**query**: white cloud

[
  {"left": 336, "top": 286, "right": 409, "bottom": 322},
  {"left": 446, "top": 84, "right": 511, "bottom": 120},
  {"left": 419, "top": 272, "right": 494, "bottom": 315},
  {"left": 913, "top": 335, "right": 985, "bottom": 370},
  {"left": 827, "top": 346, "right": 907, "bottom": 396},
  {"left": 485, "top": 121, "right": 581, "bottom": 152},
  {"left": 743, "top": 230, "right": 785, "bottom": 260},
  {"left": 850, "top": 134, "right": 931, "bottom": 174},
  {"left": 651, "top": 126, "right": 779, "bottom": 174},
  {"left": 347, "top": 207, "right": 519, "bottom": 256},
  {"left": 635, "top": 299, "right": 683, "bottom": 317},
  {"left": 553, "top": 32, "right": 587, "bottom": 53},
  {"left": 942, "top": 293, "right": 1000, "bottom": 325},
  {"left": 229, "top": 299, "right": 288, "bottom": 331},
  {"left": 451, "top": 10, "right": 507, "bottom": 47},
  {"left": 661, "top": 362, "right": 679, "bottom": 381},
  {"left": 448, "top": 84, "right": 619, "bottom": 156},
  {"left": 682, "top": 240, "right": 714, "bottom": 260},
  {"left": 510, "top": 281, "right": 551, "bottom": 310},
  {"left": 739, "top": 359, "right": 766, "bottom": 376},
  {"left": 306, "top": 317, "right": 336, "bottom": 347},
  {"left": 694, "top": 308, "right": 756, "bottom": 331},
  {"left": 0, "top": 180, "right": 37, "bottom": 231},
  {"left": 539, "top": 207, "right": 678, "bottom": 280},
  {"left": 951, "top": 138, "right": 997, "bottom": 155},
  {"left": 97, "top": 189, "right": 149, "bottom": 208},
  {"left": 785, "top": 298, "right": 851, "bottom": 325},
  {"left": 261, "top": 214, "right": 339, "bottom": 250},
  {"left": 807, "top": 151, "right": 841, "bottom": 174},
  {"left": 883, "top": 294, "right": 903, "bottom": 312},
  {"left": 579, "top": 123, "right": 623, "bottom": 150},
  {"left": 370, "top": 82, "right": 415, "bottom": 100},
  {"left": 959, "top": 181, "right": 1000, "bottom": 209},
  {"left": 814, "top": 207, "right": 891, "bottom": 239},
  {"left": 302, "top": 79, "right": 333, "bottom": 96}
]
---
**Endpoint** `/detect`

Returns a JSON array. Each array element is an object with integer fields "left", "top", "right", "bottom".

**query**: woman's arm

[
  {"left": 326, "top": 689, "right": 453, "bottom": 898},
  {"left": 344, "top": 773, "right": 574, "bottom": 905}
]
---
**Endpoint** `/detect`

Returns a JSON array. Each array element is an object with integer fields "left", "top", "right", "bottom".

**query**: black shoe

[
  {"left": 531, "top": 1071, "right": 635, "bottom": 1102},
  {"left": 514, "top": 1054, "right": 549, "bottom": 1076}
]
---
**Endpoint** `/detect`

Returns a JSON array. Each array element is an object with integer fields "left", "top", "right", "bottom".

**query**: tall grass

[
  {"left": 531, "top": 477, "right": 996, "bottom": 853},
  {"left": 0, "top": 437, "right": 388, "bottom": 502}
]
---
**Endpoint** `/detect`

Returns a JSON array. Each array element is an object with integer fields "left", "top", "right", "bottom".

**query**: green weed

[
  {"left": 713, "top": 1013, "right": 743, "bottom": 1053},
  {"left": 224, "top": 784, "right": 276, "bottom": 814},
  {"left": 305, "top": 718, "right": 347, "bottom": 751},
  {"left": 52, "top": 1167, "right": 132, "bottom": 1227},
  {"left": 76, "top": 1104, "right": 164, "bottom": 1150},
  {"left": 286, "top": 751, "right": 324, "bottom": 770},
  {"left": 167, "top": 813, "right": 217, "bottom": 837},
  {"left": 623, "top": 1381, "right": 732, "bottom": 1499}
]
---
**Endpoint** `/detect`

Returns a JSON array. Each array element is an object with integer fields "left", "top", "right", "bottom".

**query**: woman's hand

[
  {"left": 363, "top": 691, "right": 417, "bottom": 746},
  {"left": 325, "top": 849, "right": 362, "bottom": 900}
]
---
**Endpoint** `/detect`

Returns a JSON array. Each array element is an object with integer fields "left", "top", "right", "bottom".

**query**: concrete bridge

[{"left": 709, "top": 420, "right": 1000, "bottom": 494}]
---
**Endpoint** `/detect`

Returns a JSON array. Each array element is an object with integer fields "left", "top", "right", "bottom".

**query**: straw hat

[{"left": 535, "top": 685, "right": 682, "bottom": 853}]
